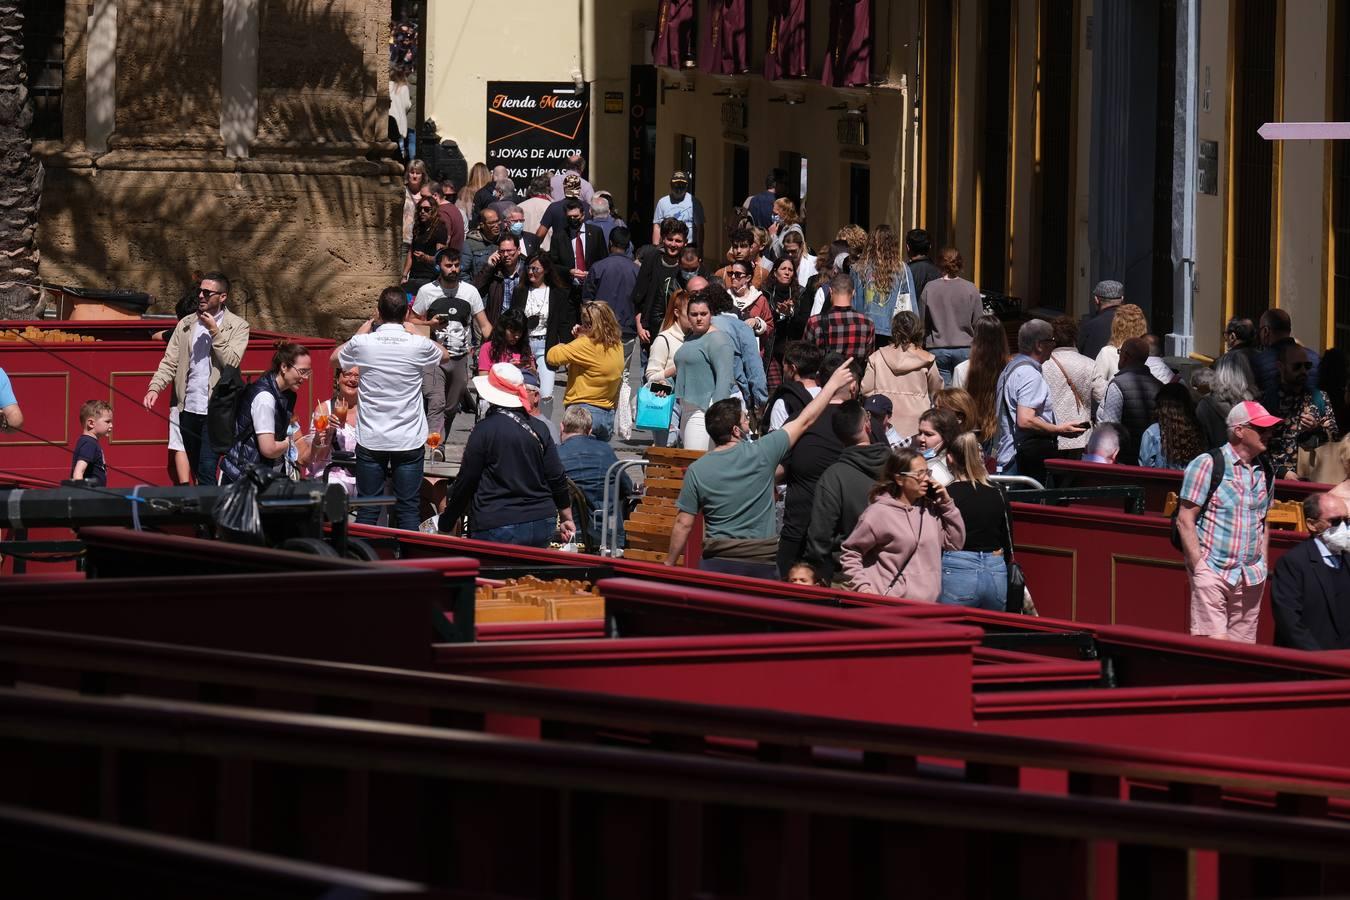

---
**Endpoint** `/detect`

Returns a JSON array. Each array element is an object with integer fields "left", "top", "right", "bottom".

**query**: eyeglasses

[
  {"left": 527, "top": 266, "right": 544, "bottom": 274},
  {"left": 899, "top": 470, "right": 930, "bottom": 481},
  {"left": 289, "top": 366, "right": 312, "bottom": 378}
]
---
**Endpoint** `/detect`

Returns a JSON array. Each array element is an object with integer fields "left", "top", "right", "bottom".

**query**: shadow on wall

[{"left": 36, "top": 0, "right": 401, "bottom": 340}]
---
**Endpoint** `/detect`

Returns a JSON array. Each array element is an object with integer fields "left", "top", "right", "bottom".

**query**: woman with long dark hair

[
  {"left": 221, "top": 341, "right": 311, "bottom": 484},
  {"left": 839, "top": 446, "right": 966, "bottom": 600},
  {"left": 763, "top": 256, "right": 800, "bottom": 393},
  {"left": 402, "top": 192, "right": 447, "bottom": 294},
  {"left": 512, "top": 251, "right": 573, "bottom": 415},
  {"left": 958, "top": 314, "right": 1009, "bottom": 447},
  {"left": 1139, "top": 381, "right": 1207, "bottom": 470},
  {"left": 478, "top": 307, "right": 535, "bottom": 373}
]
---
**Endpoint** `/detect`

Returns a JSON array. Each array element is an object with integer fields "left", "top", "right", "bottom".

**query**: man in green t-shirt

[{"left": 665, "top": 360, "right": 858, "bottom": 578}]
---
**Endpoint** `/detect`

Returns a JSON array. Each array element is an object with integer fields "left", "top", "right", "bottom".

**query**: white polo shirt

[{"left": 338, "top": 324, "right": 444, "bottom": 451}]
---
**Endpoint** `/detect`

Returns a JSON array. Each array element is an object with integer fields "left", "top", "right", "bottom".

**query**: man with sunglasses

[
  {"left": 144, "top": 272, "right": 250, "bottom": 485},
  {"left": 1176, "top": 401, "right": 1280, "bottom": 643},
  {"left": 1272, "top": 493, "right": 1350, "bottom": 650},
  {"left": 1268, "top": 340, "right": 1340, "bottom": 478}
]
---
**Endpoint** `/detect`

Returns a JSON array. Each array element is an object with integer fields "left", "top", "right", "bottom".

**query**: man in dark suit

[
  {"left": 549, "top": 197, "right": 606, "bottom": 289},
  {"left": 1273, "top": 493, "right": 1350, "bottom": 650}
]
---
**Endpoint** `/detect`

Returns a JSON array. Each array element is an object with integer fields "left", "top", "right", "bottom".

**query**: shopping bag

[
  {"left": 636, "top": 382, "right": 676, "bottom": 431},
  {"left": 615, "top": 373, "right": 634, "bottom": 440}
]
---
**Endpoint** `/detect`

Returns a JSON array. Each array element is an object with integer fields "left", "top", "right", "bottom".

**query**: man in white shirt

[
  {"left": 334, "top": 287, "right": 448, "bottom": 530},
  {"left": 143, "top": 272, "right": 250, "bottom": 485},
  {"left": 410, "top": 248, "right": 492, "bottom": 439},
  {"left": 651, "top": 171, "right": 705, "bottom": 249}
]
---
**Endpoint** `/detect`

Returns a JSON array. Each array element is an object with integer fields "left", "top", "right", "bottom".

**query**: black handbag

[{"left": 1000, "top": 488, "right": 1027, "bottom": 614}]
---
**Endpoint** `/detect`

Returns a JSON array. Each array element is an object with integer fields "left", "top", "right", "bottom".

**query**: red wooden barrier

[
  {"left": 0, "top": 319, "right": 335, "bottom": 485},
  {"left": 5, "top": 688, "right": 1350, "bottom": 900},
  {"left": 1045, "top": 457, "right": 1330, "bottom": 513}
]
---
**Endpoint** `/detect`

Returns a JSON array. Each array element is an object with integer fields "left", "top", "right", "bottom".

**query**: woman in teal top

[{"left": 674, "top": 293, "right": 735, "bottom": 451}]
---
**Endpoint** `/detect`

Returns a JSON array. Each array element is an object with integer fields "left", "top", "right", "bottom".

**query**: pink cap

[{"left": 1225, "top": 400, "right": 1281, "bottom": 429}]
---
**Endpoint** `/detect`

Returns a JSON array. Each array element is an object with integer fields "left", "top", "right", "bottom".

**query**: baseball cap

[
  {"left": 862, "top": 395, "right": 893, "bottom": 416},
  {"left": 671, "top": 171, "right": 690, "bottom": 184},
  {"left": 1225, "top": 400, "right": 1281, "bottom": 429},
  {"left": 1093, "top": 280, "right": 1124, "bottom": 301}
]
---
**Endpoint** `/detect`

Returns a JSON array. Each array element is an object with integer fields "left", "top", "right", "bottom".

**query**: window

[
  {"left": 848, "top": 165, "right": 871, "bottom": 229},
  {"left": 21, "top": 0, "right": 64, "bottom": 140}
]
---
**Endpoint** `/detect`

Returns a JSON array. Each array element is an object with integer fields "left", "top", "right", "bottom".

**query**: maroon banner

[
  {"left": 653, "top": 0, "right": 697, "bottom": 69},
  {"left": 699, "top": 0, "right": 750, "bottom": 75},
  {"left": 821, "top": 0, "right": 872, "bottom": 87},
  {"left": 764, "top": 0, "right": 808, "bottom": 80}
]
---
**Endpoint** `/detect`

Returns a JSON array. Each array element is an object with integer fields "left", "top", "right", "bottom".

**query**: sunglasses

[
  {"left": 729, "top": 271, "right": 750, "bottom": 280},
  {"left": 197, "top": 288, "right": 223, "bottom": 297}
]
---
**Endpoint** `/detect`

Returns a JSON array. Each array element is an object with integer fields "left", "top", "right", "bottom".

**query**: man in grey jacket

[{"left": 801, "top": 399, "right": 892, "bottom": 583}]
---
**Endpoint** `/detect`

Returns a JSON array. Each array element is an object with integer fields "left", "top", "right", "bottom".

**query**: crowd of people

[{"left": 6, "top": 153, "right": 1349, "bottom": 651}]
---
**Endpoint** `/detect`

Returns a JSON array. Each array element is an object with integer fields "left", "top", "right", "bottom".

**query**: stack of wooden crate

[
  {"left": 620, "top": 446, "right": 704, "bottom": 563},
  {"left": 474, "top": 576, "right": 605, "bottom": 623}
]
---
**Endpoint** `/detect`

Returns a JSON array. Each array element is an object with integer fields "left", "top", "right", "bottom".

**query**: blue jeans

[
  {"left": 931, "top": 347, "right": 971, "bottom": 387},
  {"left": 402, "top": 129, "right": 416, "bottom": 164},
  {"left": 354, "top": 445, "right": 424, "bottom": 531},
  {"left": 571, "top": 403, "right": 615, "bottom": 442},
  {"left": 939, "top": 550, "right": 1008, "bottom": 611},
  {"left": 475, "top": 516, "right": 556, "bottom": 547}
]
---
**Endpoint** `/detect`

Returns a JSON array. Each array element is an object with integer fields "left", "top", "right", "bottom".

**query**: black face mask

[{"left": 567, "top": 219, "right": 583, "bottom": 235}]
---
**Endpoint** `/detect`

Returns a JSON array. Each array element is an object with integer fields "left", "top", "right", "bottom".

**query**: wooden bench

[
  {"left": 5, "top": 687, "right": 1350, "bottom": 899},
  {"left": 1162, "top": 492, "right": 1308, "bottom": 532},
  {"left": 1046, "top": 458, "right": 1329, "bottom": 515}
]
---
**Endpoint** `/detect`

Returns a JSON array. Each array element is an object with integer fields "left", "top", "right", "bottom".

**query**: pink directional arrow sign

[{"left": 1258, "top": 122, "right": 1350, "bottom": 140}]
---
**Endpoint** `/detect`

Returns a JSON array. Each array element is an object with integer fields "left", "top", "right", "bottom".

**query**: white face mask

[{"left": 1323, "top": 521, "right": 1350, "bottom": 554}]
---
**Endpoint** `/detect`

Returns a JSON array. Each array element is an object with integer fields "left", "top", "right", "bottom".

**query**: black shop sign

[{"left": 486, "top": 81, "right": 591, "bottom": 192}]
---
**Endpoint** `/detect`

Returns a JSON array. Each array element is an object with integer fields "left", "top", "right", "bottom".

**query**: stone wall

[{"left": 34, "top": 0, "right": 403, "bottom": 339}]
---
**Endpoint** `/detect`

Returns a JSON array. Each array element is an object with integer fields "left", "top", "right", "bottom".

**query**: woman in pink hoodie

[
  {"left": 861, "top": 311, "right": 943, "bottom": 440},
  {"left": 840, "top": 447, "right": 966, "bottom": 600}
]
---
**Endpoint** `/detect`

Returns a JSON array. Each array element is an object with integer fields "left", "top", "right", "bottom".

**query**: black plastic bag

[{"left": 214, "top": 466, "right": 272, "bottom": 544}]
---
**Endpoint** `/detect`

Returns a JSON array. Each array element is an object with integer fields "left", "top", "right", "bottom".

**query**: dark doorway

[
  {"left": 1149, "top": 0, "right": 1178, "bottom": 336},
  {"left": 849, "top": 164, "right": 871, "bottom": 229},
  {"left": 1334, "top": 0, "right": 1350, "bottom": 348},
  {"left": 1034, "top": 0, "right": 1074, "bottom": 311},
  {"left": 922, "top": 0, "right": 955, "bottom": 247},
  {"left": 678, "top": 134, "right": 697, "bottom": 194},
  {"left": 20, "top": 0, "right": 65, "bottom": 140},
  {"left": 977, "top": 0, "right": 1013, "bottom": 293},
  {"left": 389, "top": 2, "right": 427, "bottom": 135},
  {"left": 1229, "top": 0, "right": 1277, "bottom": 322}
]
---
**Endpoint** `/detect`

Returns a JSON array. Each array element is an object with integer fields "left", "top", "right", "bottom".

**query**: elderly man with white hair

[
  {"left": 993, "top": 319, "right": 1086, "bottom": 479},
  {"left": 439, "top": 362, "right": 576, "bottom": 547}
]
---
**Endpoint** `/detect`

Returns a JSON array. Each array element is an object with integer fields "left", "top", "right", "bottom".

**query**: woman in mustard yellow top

[{"left": 546, "top": 301, "right": 626, "bottom": 441}]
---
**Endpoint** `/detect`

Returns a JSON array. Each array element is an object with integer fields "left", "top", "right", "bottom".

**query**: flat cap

[{"left": 1093, "top": 280, "right": 1124, "bottom": 300}]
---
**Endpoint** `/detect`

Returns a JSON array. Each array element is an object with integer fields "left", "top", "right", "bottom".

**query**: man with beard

[
  {"left": 143, "top": 272, "right": 250, "bottom": 485},
  {"left": 1268, "top": 340, "right": 1339, "bottom": 478},
  {"left": 412, "top": 247, "right": 492, "bottom": 438}
]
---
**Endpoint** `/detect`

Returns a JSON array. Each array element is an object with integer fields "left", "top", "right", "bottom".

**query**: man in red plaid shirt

[{"left": 802, "top": 274, "right": 876, "bottom": 361}]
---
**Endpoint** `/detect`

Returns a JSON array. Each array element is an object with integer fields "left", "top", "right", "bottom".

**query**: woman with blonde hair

[
  {"left": 546, "top": 300, "right": 626, "bottom": 441},
  {"left": 402, "top": 158, "right": 429, "bottom": 248},
  {"left": 939, "top": 431, "right": 1013, "bottom": 610},
  {"left": 852, "top": 223, "right": 915, "bottom": 349},
  {"left": 459, "top": 162, "right": 492, "bottom": 225},
  {"left": 1094, "top": 303, "right": 1148, "bottom": 382},
  {"left": 645, "top": 289, "right": 691, "bottom": 447},
  {"left": 862, "top": 310, "right": 941, "bottom": 439},
  {"left": 934, "top": 387, "right": 981, "bottom": 439},
  {"left": 836, "top": 224, "right": 868, "bottom": 261}
]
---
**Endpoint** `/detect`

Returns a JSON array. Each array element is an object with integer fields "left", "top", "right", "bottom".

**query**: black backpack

[
  {"left": 207, "top": 365, "right": 248, "bottom": 454},
  {"left": 1169, "top": 449, "right": 1274, "bottom": 551}
]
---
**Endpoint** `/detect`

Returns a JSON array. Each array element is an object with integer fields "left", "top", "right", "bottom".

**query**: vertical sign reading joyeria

[{"left": 485, "top": 82, "right": 591, "bottom": 194}]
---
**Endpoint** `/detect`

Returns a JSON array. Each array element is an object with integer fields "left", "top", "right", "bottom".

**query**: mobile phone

[{"left": 925, "top": 482, "right": 939, "bottom": 500}]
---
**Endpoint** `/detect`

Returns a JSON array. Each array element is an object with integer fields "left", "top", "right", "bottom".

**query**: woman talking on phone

[{"left": 839, "top": 446, "right": 965, "bottom": 600}]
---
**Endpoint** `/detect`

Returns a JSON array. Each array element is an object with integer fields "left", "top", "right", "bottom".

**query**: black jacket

[
  {"left": 801, "top": 442, "right": 892, "bottom": 580},
  {"left": 1273, "top": 538, "right": 1350, "bottom": 650},
  {"left": 1111, "top": 365, "right": 1164, "bottom": 466},
  {"left": 549, "top": 223, "right": 607, "bottom": 274},
  {"left": 780, "top": 405, "right": 846, "bottom": 543},
  {"left": 1077, "top": 305, "right": 1118, "bottom": 360},
  {"left": 442, "top": 406, "right": 570, "bottom": 532},
  {"left": 630, "top": 252, "right": 684, "bottom": 336}
]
